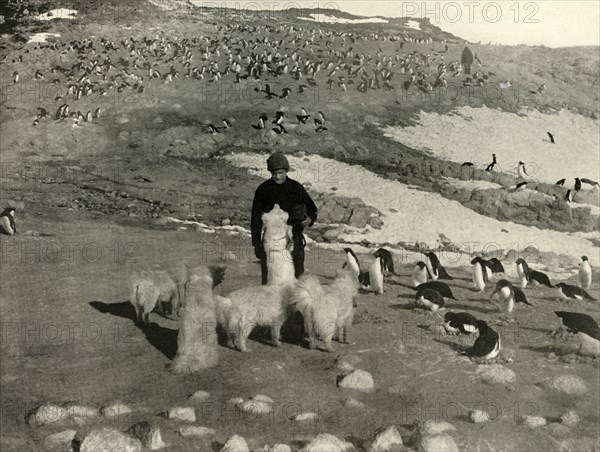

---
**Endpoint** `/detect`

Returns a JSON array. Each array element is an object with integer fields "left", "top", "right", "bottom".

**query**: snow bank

[
  {"left": 442, "top": 177, "right": 503, "bottom": 191},
  {"left": 223, "top": 153, "right": 598, "bottom": 266},
  {"left": 382, "top": 106, "right": 600, "bottom": 186},
  {"left": 34, "top": 9, "right": 77, "bottom": 21},
  {"left": 405, "top": 20, "right": 420, "bottom": 30},
  {"left": 27, "top": 33, "right": 60, "bottom": 43},
  {"left": 299, "top": 13, "right": 388, "bottom": 24}
]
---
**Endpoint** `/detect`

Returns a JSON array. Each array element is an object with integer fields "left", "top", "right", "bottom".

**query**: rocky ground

[{"left": 0, "top": 1, "right": 599, "bottom": 451}]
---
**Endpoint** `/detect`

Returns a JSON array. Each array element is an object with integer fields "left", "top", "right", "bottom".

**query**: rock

[
  {"left": 127, "top": 421, "right": 166, "bottom": 450},
  {"left": 537, "top": 375, "right": 587, "bottom": 396},
  {"left": 44, "top": 430, "right": 77, "bottom": 450},
  {"left": 270, "top": 445, "right": 292, "bottom": 452},
  {"left": 343, "top": 397, "right": 365, "bottom": 410},
  {"left": 300, "top": 433, "right": 355, "bottom": 452},
  {"left": 228, "top": 397, "right": 244, "bottom": 406},
  {"left": 221, "top": 434, "right": 250, "bottom": 452},
  {"left": 367, "top": 216, "right": 384, "bottom": 229},
  {"left": 349, "top": 207, "right": 375, "bottom": 228},
  {"left": 322, "top": 227, "right": 344, "bottom": 242},
  {"left": 167, "top": 406, "right": 196, "bottom": 422},
  {"left": 64, "top": 405, "right": 99, "bottom": 423},
  {"left": 221, "top": 218, "right": 232, "bottom": 226},
  {"left": 115, "top": 116, "right": 130, "bottom": 124},
  {"left": 189, "top": 390, "right": 211, "bottom": 403},
  {"left": 578, "top": 332, "right": 600, "bottom": 356},
  {"left": 519, "top": 416, "right": 547, "bottom": 428},
  {"left": 79, "top": 428, "right": 142, "bottom": 452},
  {"left": 469, "top": 410, "right": 490, "bottom": 423},
  {"left": 237, "top": 399, "right": 273, "bottom": 415},
  {"left": 172, "top": 103, "right": 182, "bottom": 110},
  {"left": 560, "top": 409, "right": 580, "bottom": 427},
  {"left": 293, "top": 412, "right": 318, "bottom": 421},
  {"left": 368, "top": 426, "right": 403, "bottom": 452},
  {"left": 418, "top": 421, "right": 456, "bottom": 436},
  {"left": 101, "top": 402, "right": 134, "bottom": 418},
  {"left": 223, "top": 251, "right": 238, "bottom": 262},
  {"left": 26, "top": 404, "right": 70, "bottom": 426},
  {"left": 338, "top": 369, "right": 375, "bottom": 392},
  {"left": 475, "top": 364, "right": 516, "bottom": 385},
  {"left": 179, "top": 426, "right": 216, "bottom": 437},
  {"left": 414, "top": 434, "right": 458, "bottom": 452},
  {"left": 335, "top": 354, "right": 362, "bottom": 371}
]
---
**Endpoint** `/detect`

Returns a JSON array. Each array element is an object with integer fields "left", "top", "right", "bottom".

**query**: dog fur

[
  {"left": 290, "top": 265, "right": 360, "bottom": 352},
  {"left": 216, "top": 204, "right": 297, "bottom": 352},
  {"left": 171, "top": 265, "right": 225, "bottom": 374},
  {"left": 129, "top": 264, "right": 189, "bottom": 325}
]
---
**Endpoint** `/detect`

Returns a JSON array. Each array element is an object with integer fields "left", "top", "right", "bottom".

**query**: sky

[{"left": 191, "top": 0, "right": 600, "bottom": 47}]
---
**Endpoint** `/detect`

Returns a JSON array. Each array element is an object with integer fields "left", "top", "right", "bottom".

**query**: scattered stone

[
  {"left": 300, "top": 433, "right": 355, "bottom": 452},
  {"left": 221, "top": 434, "right": 250, "bottom": 452},
  {"left": 172, "top": 103, "right": 182, "bottom": 110},
  {"left": 251, "top": 394, "right": 275, "bottom": 404},
  {"left": 335, "top": 354, "right": 362, "bottom": 371},
  {"left": 26, "top": 404, "right": 70, "bottom": 426},
  {"left": 44, "top": 430, "right": 77, "bottom": 450},
  {"left": 270, "top": 445, "right": 292, "bottom": 452},
  {"left": 343, "top": 397, "right": 365, "bottom": 410},
  {"left": 537, "top": 375, "right": 587, "bottom": 397},
  {"left": 79, "top": 428, "right": 141, "bottom": 452},
  {"left": 64, "top": 404, "right": 99, "bottom": 423},
  {"left": 189, "top": 390, "right": 211, "bottom": 403},
  {"left": 237, "top": 399, "right": 273, "bottom": 415},
  {"left": 338, "top": 369, "right": 375, "bottom": 393},
  {"left": 560, "top": 409, "right": 580, "bottom": 427},
  {"left": 179, "top": 426, "right": 216, "bottom": 437},
  {"left": 167, "top": 406, "right": 196, "bottom": 422},
  {"left": 293, "top": 412, "right": 318, "bottom": 422},
  {"left": 228, "top": 397, "right": 244, "bottom": 406},
  {"left": 469, "top": 410, "right": 490, "bottom": 423},
  {"left": 101, "top": 402, "right": 134, "bottom": 418},
  {"left": 223, "top": 251, "right": 238, "bottom": 261},
  {"left": 519, "top": 416, "right": 547, "bottom": 428},
  {"left": 127, "top": 421, "right": 166, "bottom": 450},
  {"left": 221, "top": 218, "right": 232, "bottom": 226},
  {"left": 418, "top": 421, "right": 456, "bottom": 436},
  {"left": 475, "top": 364, "right": 516, "bottom": 385},
  {"left": 414, "top": 434, "right": 458, "bottom": 452},
  {"left": 115, "top": 116, "right": 130, "bottom": 124},
  {"left": 368, "top": 426, "right": 403, "bottom": 452}
]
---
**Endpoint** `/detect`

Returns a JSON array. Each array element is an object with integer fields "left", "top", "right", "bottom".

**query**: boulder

[
  {"left": 368, "top": 426, "right": 403, "bottom": 452},
  {"left": 538, "top": 375, "right": 587, "bottom": 396},
  {"left": 300, "top": 433, "right": 355, "bottom": 452},
  {"left": 337, "top": 369, "right": 375, "bottom": 392},
  {"left": 79, "top": 428, "right": 141, "bottom": 452}
]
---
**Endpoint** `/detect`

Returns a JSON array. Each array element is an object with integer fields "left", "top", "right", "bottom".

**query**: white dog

[
  {"left": 129, "top": 264, "right": 188, "bottom": 325},
  {"left": 216, "top": 204, "right": 296, "bottom": 352},
  {"left": 290, "top": 264, "right": 360, "bottom": 352},
  {"left": 171, "top": 266, "right": 224, "bottom": 374}
]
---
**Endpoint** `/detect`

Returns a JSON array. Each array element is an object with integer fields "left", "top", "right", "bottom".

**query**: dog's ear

[{"left": 209, "top": 266, "right": 227, "bottom": 288}]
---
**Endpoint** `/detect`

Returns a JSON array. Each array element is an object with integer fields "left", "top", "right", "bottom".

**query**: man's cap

[{"left": 267, "top": 152, "right": 290, "bottom": 172}]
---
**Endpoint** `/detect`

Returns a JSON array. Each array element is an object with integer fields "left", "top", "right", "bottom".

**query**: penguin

[
  {"left": 555, "top": 283, "right": 597, "bottom": 301},
  {"left": 485, "top": 153, "right": 497, "bottom": 172},
  {"left": 93, "top": 107, "right": 101, "bottom": 119},
  {"left": 581, "top": 178, "right": 600, "bottom": 188},
  {"left": 0, "top": 207, "right": 17, "bottom": 236},
  {"left": 574, "top": 178, "right": 582, "bottom": 192},
  {"left": 515, "top": 258, "right": 553, "bottom": 288},
  {"left": 413, "top": 281, "right": 457, "bottom": 300},
  {"left": 467, "top": 321, "right": 501, "bottom": 359},
  {"left": 317, "top": 111, "right": 326, "bottom": 123},
  {"left": 471, "top": 257, "right": 487, "bottom": 292},
  {"left": 444, "top": 312, "right": 477, "bottom": 335},
  {"left": 487, "top": 258, "right": 505, "bottom": 274},
  {"left": 489, "top": 280, "right": 516, "bottom": 315},
  {"left": 342, "top": 247, "right": 362, "bottom": 276},
  {"left": 315, "top": 126, "right": 328, "bottom": 133},
  {"left": 222, "top": 119, "right": 232, "bottom": 129},
  {"left": 37, "top": 107, "right": 48, "bottom": 119},
  {"left": 565, "top": 190, "right": 573, "bottom": 202},
  {"left": 547, "top": 132, "right": 555, "bottom": 144},
  {"left": 369, "top": 256, "right": 385, "bottom": 294},
  {"left": 579, "top": 256, "right": 592, "bottom": 290},
  {"left": 461, "top": 162, "right": 474, "bottom": 167},
  {"left": 555, "top": 311, "right": 600, "bottom": 339},
  {"left": 13, "top": 71, "right": 19, "bottom": 84},
  {"left": 374, "top": 248, "right": 396, "bottom": 275},
  {"left": 513, "top": 181, "right": 527, "bottom": 192},
  {"left": 517, "top": 161, "right": 529, "bottom": 179},
  {"left": 32, "top": 118, "right": 39, "bottom": 126},
  {"left": 415, "top": 288, "right": 445, "bottom": 312},
  {"left": 273, "top": 124, "right": 288, "bottom": 134},
  {"left": 424, "top": 252, "right": 453, "bottom": 280},
  {"left": 412, "top": 261, "right": 429, "bottom": 287},
  {"left": 85, "top": 111, "right": 92, "bottom": 122},
  {"left": 208, "top": 124, "right": 220, "bottom": 134},
  {"left": 555, "top": 178, "right": 566, "bottom": 186},
  {"left": 273, "top": 111, "right": 284, "bottom": 125}
]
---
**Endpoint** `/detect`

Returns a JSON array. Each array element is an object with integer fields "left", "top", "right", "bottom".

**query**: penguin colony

[{"left": 348, "top": 247, "right": 597, "bottom": 359}]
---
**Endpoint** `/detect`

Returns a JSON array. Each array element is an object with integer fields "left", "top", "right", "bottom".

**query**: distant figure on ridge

[{"left": 461, "top": 46, "right": 474, "bottom": 75}]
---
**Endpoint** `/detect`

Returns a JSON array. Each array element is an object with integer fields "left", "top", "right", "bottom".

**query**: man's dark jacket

[{"left": 251, "top": 177, "right": 317, "bottom": 247}]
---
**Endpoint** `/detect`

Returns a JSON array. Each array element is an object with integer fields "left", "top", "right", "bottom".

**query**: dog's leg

[
  {"left": 271, "top": 322, "right": 282, "bottom": 346},
  {"left": 238, "top": 322, "right": 253, "bottom": 352},
  {"left": 305, "top": 316, "right": 316, "bottom": 350}
]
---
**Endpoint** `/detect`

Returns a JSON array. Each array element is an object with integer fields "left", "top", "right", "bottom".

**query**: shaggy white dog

[
  {"left": 290, "top": 264, "right": 360, "bottom": 352},
  {"left": 171, "top": 265, "right": 225, "bottom": 374},
  {"left": 129, "top": 263, "right": 188, "bottom": 325},
  {"left": 217, "top": 204, "right": 296, "bottom": 352}
]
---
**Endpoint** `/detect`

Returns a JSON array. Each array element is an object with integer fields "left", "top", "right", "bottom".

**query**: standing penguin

[
  {"left": 0, "top": 207, "right": 17, "bottom": 236},
  {"left": 369, "top": 255, "right": 385, "bottom": 294},
  {"left": 412, "top": 261, "right": 429, "bottom": 287},
  {"left": 516, "top": 258, "right": 529, "bottom": 289},
  {"left": 489, "top": 280, "right": 517, "bottom": 316},
  {"left": 579, "top": 256, "right": 592, "bottom": 290},
  {"left": 343, "top": 248, "right": 362, "bottom": 276},
  {"left": 515, "top": 258, "right": 553, "bottom": 288},
  {"left": 471, "top": 257, "right": 487, "bottom": 292},
  {"left": 424, "top": 252, "right": 453, "bottom": 280},
  {"left": 374, "top": 248, "right": 397, "bottom": 275}
]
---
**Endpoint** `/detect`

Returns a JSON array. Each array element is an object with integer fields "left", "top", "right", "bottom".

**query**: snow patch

[
  {"left": 34, "top": 9, "right": 77, "bottom": 21},
  {"left": 27, "top": 33, "right": 60, "bottom": 43},
  {"left": 405, "top": 20, "right": 421, "bottom": 30},
  {"left": 299, "top": 13, "right": 388, "bottom": 24}
]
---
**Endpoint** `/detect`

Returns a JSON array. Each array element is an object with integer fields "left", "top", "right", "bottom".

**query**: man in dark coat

[
  {"left": 251, "top": 152, "right": 318, "bottom": 285},
  {"left": 461, "top": 45, "right": 474, "bottom": 75}
]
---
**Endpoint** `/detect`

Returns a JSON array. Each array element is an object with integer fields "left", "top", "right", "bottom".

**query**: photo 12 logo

[{"left": 400, "top": 2, "right": 540, "bottom": 25}]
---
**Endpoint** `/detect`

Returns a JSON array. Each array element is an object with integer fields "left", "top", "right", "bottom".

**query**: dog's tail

[
  {"left": 289, "top": 274, "right": 324, "bottom": 314},
  {"left": 214, "top": 295, "right": 233, "bottom": 328},
  {"left": 129, "top": 274, "right": 142, "bottom": 308}
]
